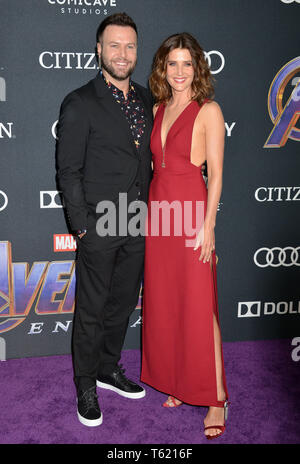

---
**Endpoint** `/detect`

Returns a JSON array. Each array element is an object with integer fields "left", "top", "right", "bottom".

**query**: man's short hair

[{"left": 96, "top": 12, "right": 138, "bottom": 43}]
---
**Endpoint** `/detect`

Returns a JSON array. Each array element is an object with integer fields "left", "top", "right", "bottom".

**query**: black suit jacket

[{"left": 56, "top": 73, "right": 153, "bottom": 231}]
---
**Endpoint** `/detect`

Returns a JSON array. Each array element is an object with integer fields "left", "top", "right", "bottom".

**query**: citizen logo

[
  {"left": 39, "top": 50, "right": 226, "bottom": 74},
  {"left": 0, "top": 122, "right": 14, "bottom": 138},
  {"left": 0, "top": 77, "right": 6, "bottom": 102},
  {"left": 254, "top": 247, "right": 300, "bottom": 267},
  {"left": 40, "top": 191, "right": 64, "bottom": 209},
  {"left": 39, "top": 52, "right": 97, "bottom": 70},
  {"left": 255, "top": 187, "right": 300, "bottom": 201},
  {"left": 0, "top": 191, "right": 8, "bottom": 212},
  {"left": 238, "top": 301, "right": 300, "bottom": 318},
  {"left": 54, "top": 234, "right": 77, "bottom": 252}
]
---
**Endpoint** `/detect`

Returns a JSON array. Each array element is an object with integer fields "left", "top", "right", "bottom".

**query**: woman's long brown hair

[{"left": 149, "top": 32, "right": 214, "bottom": 106}]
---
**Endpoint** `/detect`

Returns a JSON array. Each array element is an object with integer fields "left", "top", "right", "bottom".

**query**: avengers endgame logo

[
  {"left": 264, "top": 57, "right": 300, "bottom": 148},
  {"left": 0, "top": 241, "right": 76, "bottom": 333},
  {"left": 0, "top": 241, "right": 142, "bottom": 334},
  {"left": 47, "top": 0, "right": 117, "bottom": 15}
]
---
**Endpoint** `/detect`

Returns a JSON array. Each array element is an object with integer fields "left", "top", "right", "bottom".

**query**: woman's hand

[{"left": 194, "top": 222, "right": 215, "bottom": 263}]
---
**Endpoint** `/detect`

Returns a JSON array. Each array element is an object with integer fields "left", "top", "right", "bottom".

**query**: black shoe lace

[
  {"left": 115, "top": 363, "right": 131, "bottom": 386},
  {"left": 81, "top": 387, "right": 99, "bottom": 413}
]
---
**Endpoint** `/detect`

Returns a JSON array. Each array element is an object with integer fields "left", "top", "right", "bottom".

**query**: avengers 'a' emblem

[{"left": 264, "top": 57, "right": 300, "bottom": 148}]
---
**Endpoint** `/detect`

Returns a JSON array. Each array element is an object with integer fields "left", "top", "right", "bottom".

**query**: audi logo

[{"left": 254, "top": 247, "right": 300, "bottom": 267}]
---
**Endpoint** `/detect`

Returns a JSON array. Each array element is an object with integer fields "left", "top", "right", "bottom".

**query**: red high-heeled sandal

[
  {"left": 162, "top": 395, "right": 182, "bottom": 408},
  {"left": 204, "top": 400, "right": 229, "bottom": 440}
]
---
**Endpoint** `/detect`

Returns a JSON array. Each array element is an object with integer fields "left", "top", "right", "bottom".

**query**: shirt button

[{"left": 135, "top": 181, "right": 140, "bottom": 187}]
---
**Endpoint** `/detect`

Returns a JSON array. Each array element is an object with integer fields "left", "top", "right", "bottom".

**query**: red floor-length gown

[{"left": 141, "top": 100, "right": 228, "bottom": 407}]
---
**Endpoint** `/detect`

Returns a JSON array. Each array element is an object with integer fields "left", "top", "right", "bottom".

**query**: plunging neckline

[{"left": 160, "top": 101, "right": 194, "bottom": 152}]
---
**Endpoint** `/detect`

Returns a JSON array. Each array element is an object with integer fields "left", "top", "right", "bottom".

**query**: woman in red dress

[{"left": 141, "top": 33, "right": 229, "bottom": 439}]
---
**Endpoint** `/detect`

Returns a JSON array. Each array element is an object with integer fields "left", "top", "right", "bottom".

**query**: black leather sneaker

[
  {"left": 77, "top": 386, "right": 103, "bottom": 427},
  {"left": 97, "top": 364, "right": 145, "bottom": 399}
]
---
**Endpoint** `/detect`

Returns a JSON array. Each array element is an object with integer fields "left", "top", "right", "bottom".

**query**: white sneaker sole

[
  {"left": 77, "top": 410, "right": 103, "bottom": 427},
  {"left": 96, "top": 380, "right": 146, "bottom": 399}
]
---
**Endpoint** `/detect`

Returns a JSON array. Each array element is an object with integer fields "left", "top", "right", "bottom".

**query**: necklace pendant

[{"left": 161, "top": 162, "right": 166, "bottom": 168}]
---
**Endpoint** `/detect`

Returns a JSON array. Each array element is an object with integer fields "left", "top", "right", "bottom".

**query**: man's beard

[{"left": 101, "top": 54, "right": 136, "bottom": 81}]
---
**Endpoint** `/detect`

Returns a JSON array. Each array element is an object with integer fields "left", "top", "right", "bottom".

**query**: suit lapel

[
  {"left": 92, "top": 74, "right": 140, "bottom": 158},
  {"left": 134, "top": 83, "right": 153, "bottom": 154},
  {"left": 93, "top": 73, "right": 153, "bottom": 157}
]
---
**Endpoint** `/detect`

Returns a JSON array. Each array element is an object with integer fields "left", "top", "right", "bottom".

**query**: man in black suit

[{"left": 56, "top": 13, "right": 153, "bottom": 427}]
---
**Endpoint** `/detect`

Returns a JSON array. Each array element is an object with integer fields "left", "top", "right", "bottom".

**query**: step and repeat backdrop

[{"left": 0, "top": 0, "right": 299, "bottom": 359}]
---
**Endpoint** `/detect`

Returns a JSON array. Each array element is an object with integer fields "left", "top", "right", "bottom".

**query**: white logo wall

[{"left": 1, "top": 0, "right": 299, "bottom": 358}]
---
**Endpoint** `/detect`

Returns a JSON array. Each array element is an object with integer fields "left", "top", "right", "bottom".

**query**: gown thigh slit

[{"left": 141, "top": 100, "right": 228, "bottom": 407}]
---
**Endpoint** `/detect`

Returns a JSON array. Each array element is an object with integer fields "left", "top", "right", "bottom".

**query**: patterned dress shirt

[{"left": 100, "top": 69, "right": 146, "bottom": 150}]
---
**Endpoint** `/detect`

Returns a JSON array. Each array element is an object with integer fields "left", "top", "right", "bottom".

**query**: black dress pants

[{"left": 72, "top": 230, "right": 145, "bottom": 392}]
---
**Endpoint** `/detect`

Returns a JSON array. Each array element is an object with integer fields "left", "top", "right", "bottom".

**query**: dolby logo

[
  {"left": 39, "top": 52, "right": 97, "bottom": 70},
  {"left": 47, "top": 0, "right": 117, "bottom": 15},
  {"left": 255, "top": 187, "right": 300, "bottom": 202},
  {"left": 40, "top": 191, "right": 64, "bottom": 209},
  {"left": 238, "top": 300, "right": 300, "bottom": 318}
]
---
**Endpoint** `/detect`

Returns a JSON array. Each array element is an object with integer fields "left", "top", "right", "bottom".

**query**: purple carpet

[{"left": 0, "top": 339, "right": 299, "bottom": 444}]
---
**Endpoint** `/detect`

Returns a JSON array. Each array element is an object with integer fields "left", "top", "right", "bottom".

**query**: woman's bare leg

[{"left": 203, "top": 312, "right": 226, "bottom": 437}]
